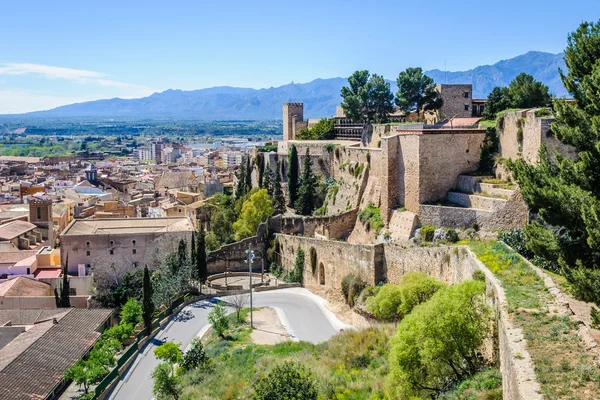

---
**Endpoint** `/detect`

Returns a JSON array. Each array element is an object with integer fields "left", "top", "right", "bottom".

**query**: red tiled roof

[
  {"left": 0, "top": 277, "right": 51, "bottom": 297},
  {"left": 0, "top": 308, "right": 113, "bottom": 400}
]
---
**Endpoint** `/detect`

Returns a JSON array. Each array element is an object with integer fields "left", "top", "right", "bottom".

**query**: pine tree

[
  {"left": 59, "top": 254, "right": 70, "bottom": 307},
  {"left": 508, "top": 21, "right": 600, "bottom": 304},
  {"left": 287, "top": 145, "right": 299, "bottom": 207},
  {"left": 273, "top": 160, "right": 286, "bottom": 215},
  {"left": 295, "top": 148, "right": 317, "bottom": 215},
  {"left": 142, "top": 265, "right": 154, "bottom": 334},
  {"left": 196, "top": 225, "right": 208, "bottom": 289}
]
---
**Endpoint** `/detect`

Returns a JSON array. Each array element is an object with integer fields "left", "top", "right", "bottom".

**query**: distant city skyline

[{"left": 1, "top": 0, "right": 598, "bottom": 113}]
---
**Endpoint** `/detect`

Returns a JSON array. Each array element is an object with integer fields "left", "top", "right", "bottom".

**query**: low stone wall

[
  {"left": 418, "top": 189, "right": 528, "bottom": 231},
  {"left": 280, "top": 209, "right": 358, "bottom": 240}
]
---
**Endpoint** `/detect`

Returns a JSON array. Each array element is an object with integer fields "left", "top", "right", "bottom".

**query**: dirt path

[{"left": 248, "top": 307, "right": 293, "bottom": 345}]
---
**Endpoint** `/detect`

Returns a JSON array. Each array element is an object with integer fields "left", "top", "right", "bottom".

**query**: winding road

[{"left": 108, "top": 288, "right": 348, "bottom": 400}]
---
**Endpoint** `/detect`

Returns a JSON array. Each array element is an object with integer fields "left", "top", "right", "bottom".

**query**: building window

[
  {"left": 86, "top": 241, "right": 90, "bottom": 248},
  {"left": 69, "top": 288, "right": 77, "bottom": 296},
  {"left": 110, "top": 249, "right": 114, "bottom": 255},
  {"left": 109, "top": 240, "right": 114, "bottom": 246},
  {"left": 132, "top": 240, "right": 136, "bottom": 246},
  {"left": 464, "top": 92, "right": 469, "bottom": 98},
  {"left": 132, "top": 249, "right": 136, "bottom": 255},
  {"left": 86, "top": 250, "right": 91, "bottom": 256},
  {"left": 464, "top": 105, "right": 469, "bottom": 111},
  {"left": 36, "top": 207, "right": 41, "bottom": 219}
]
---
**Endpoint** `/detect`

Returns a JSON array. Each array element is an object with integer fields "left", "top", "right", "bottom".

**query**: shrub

[
  {"left": 287, "top": 247, "right": 305, "bottom": 284},
  {"left": 325, "top": 143, "right": 335, "bottom": 152},
  {"left": 208, "top": 302, "right": 230, "bottom": 338},
  {"left": 366, "top": 151, "right": 371, "bottom": 165},
  {"left": 341, "top": 273, "right": 367, "bottom": 307},
  {"left": 103, "top": 323, "right": 134, "bottom": 343},
  {"left": 420, "top": 225, "right": 435, "bottom": 242},
  {"left": 472, "top": 222, "right": 480, "bottom": 232},
  {"left": 498, "top": 229, "right": 533, "bottom": 259},
  {"left": 387, "top": 280, "right": 492, "bottom": 399},
  {"left": 120, "top": 298, "right": 143, "bottom": 328},
  {"left": 358, "top": 203, "right": 385, "bottom": 234},
  {"left": 180, "top": 338, "right": 209, "bottom": 372},
  {"left": 397, "top": 272, "right": 445, "bottom": 317},
  {"left": 367, "top": 284, "right": 403, "bottom": 321},
  {"left": 445, "top": 228, "right": 459, "bottom": 243},
  {"left": 252, "top": 361, "right": 318, "bottom": 400},
  {"left": 472, "top": 270, "right": 486, "bottom": 282},
  {"left": 535, "top": 108, "right": 550, "bottom": 117},
  {"left": 357, "top": 285, "right": 379, "bottom": 306}
]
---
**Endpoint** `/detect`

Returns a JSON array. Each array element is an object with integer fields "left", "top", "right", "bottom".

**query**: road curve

[{"left": 109, "top": 288, "right": 346, "bottom": 400}]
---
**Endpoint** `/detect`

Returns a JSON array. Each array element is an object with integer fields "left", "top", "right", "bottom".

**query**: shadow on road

[
  {"left": 188, "top": 298, "right": 219, "bottom": 309},
  {"left": 172, "top": 309, "right": 194, "bottom": 322}
]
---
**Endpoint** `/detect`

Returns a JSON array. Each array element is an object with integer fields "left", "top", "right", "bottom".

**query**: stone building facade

[
  {"left": 437, "top": 84, "right": 473, "bottom": 119},
  {"left": 282, "top": 103, "right": 306, "bottom": 141}
]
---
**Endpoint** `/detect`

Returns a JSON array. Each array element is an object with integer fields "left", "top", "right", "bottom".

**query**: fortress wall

[{"left": 418, "top": 133, "right": 484, "bottom": 204}]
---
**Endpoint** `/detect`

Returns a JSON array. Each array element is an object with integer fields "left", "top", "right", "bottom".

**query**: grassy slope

[{"left": 470, "top": 241, "right": 600, "bottom": 399}]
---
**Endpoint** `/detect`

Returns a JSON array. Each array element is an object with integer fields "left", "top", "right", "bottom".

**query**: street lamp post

[{"left": 245, "top": 244, "right": 255, "bottom": 328}]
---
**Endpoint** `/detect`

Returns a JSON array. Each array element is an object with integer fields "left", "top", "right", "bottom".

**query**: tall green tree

[
  {"left": 508, "top": 72, "right": 552, "bottom": 109},
  {"left": 272, "top": 160, "right": 286, "bottom": 215},
  {"left": 245, "top": 155, "right": 252, "bottom": 191},
  {"left": 395, "top": 67, "right": 442, "bottom": 118},
  {"left": 196, "top": 225, "right": 208, "bottom": 287},
  {"left": 232, "top": 189, "right": 274, "bottom": 241},
  {"left": 340, "top": 70, "right": 371, "bottom": 122},
  {"left": 190, "top": 231, "right": 196, "bottom": 267},
  {"left": 508, "top": 21, "right": 600, "bottom": 304},
  {"left": 295, "top": 149, "right": 317, "bottom": 215},
  {"left": 287, "top": 145, "right": 299, "bottom": 207},
  {"left": 263, "top": 164, "right": 273, "bottom": 197},
  {"left": 483, "top": 86, "right": 512, "bottom": 119},
  {"left": 369, "top": 73, "right": 395, "bottom": 123},
  {"left": 235, "top": 160, "right": 247, "bottom": 199},
  {"left": 58, "top": 254, "right": 71, "bottom": 308},
  {"left": 177, "top": 239, "right": 187, "bottom": 270},
  {"left": 257, "top": 153, "right": 265, "bottom": 188},
  {"left": 142, "top": 265, "right": 154, "bottom": 334}
]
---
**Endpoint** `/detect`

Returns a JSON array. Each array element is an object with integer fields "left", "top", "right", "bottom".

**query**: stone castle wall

[{"left": 498, "top": 109, "right": 577, "bottom": 165}]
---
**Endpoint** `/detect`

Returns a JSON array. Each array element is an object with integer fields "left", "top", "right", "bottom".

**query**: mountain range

[{"left": 19, "top": 51, "right": 567, "bottom": 120}]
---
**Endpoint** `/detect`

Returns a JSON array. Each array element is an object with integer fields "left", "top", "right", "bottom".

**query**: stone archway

[{"left": 319, "top": 262, "right": 325, "bottom": 286}]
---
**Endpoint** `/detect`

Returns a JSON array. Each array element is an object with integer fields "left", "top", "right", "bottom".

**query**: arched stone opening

[{"left": 319, "top": 262, "right": 325, "bottom": 285}]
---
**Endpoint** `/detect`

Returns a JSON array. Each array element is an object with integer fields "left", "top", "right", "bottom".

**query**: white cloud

[
  {"left": 0, "top": 89, "right": 101, "bottom": 114},
  {"left": 0, "top": 62, "right": 154, "bottom": 91}
]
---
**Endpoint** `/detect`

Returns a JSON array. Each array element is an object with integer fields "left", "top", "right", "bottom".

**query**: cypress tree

[
  {"left": 177, "top": 239, "right": 187, "bottom": 269},
  {"left": 257, "top": 154, "right": 264, "bottom": 188},
  {"left": 59, "top": 254, "right": 70, "bottom": 307},
  {"left": 295, "top": 148, "right": 317, "bottom": 215},
  {"left": 196, "top": 225, "right": 208, "bottom": 290},
  {"left": 142, "top": 265, "right": 154, "bottom": 334},
  {"left": 263, "top": 163, "right": 273, "bottom": 197},
  {"left": 190, "top": 231, "right": 196, "bottom": 267},
  {"left": 245, "top": 156, "right": 252, "bottom": 191},
  {"left": 273, "top": 160, "right": 286, "bottom": 215},
  {"left": 235, "top": 161, "right": 246, "bottom": 199},
  {"left": 287, "top": 145, "right": 299, "bottom": 207}
]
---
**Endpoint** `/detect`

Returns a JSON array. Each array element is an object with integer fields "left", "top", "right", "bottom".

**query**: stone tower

[
  {"left": 85, "top": 163, "right": 98, "bottom": 184},
  {"left": 283, "top": 103, "right": 304, "bottom": 141},
  {"left": 29, "top": 196, "right": 54, "bottom": 247}
]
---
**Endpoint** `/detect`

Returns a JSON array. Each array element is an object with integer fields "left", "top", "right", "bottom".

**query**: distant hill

[{"left": 19, "top": 51, "right": 567, "bottom": 120}]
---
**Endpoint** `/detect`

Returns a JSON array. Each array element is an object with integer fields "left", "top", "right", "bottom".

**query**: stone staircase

[{"left": 446, "top": 175, "right": 515, "bottom": 212}]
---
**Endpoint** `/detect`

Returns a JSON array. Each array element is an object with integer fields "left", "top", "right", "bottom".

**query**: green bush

[
  {"left": 358, "top": 203, "right": 385, "bottom": 234},
  {"left": 341, "top": 273, "right": 367, "bottom": 307},
  {"left": 420, "top": 225, "right": 435, "bottom": 242},
  {"left": 498, "top": 229, "right": 533, "bottom": 259},
  {"left": 535, "top": 108, "right": 550, "bottom": 117},
  {"left": 120, "top": 298, "right": 143, "bottom": 328},
  {"left": 387, "top": 280, "right": 491, "bottom": 399},
  {"left": 367, "top": 284, "right": 403, "bottom": 321},
  {"left": 445, "top": 228, "right": 459, "bottom": 243},
  {"left": 208, "top": 302, "right": 230, "bottom": 338},
  {"left": 357, "top": 285, "right": 379, "bottom": 306},
  {"left": 180, "top": 338, "right": 209, "bottom": 372},
  {"left": 103, "top": 323, "right": 134, "bottom": 343},
  {"left": 397, "top": 272, "right": 445, "bottom": 317},
  {"left": 252, "top": 361, "right": 318, "bottom": 400},
  {"left": 472, "top": 270, "right": 486, "bottom": 282}
]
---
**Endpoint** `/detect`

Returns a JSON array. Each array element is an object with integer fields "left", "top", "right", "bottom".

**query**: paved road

[{"left": 109, "top": 288, "right": 343, "bottom": 400}]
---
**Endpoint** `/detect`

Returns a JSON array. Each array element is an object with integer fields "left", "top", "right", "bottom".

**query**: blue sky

[{"left": 1, "top": 0, "right": 598, "bottom": 113}]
